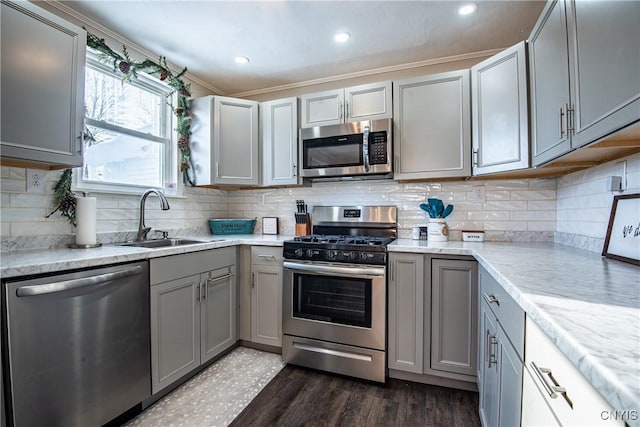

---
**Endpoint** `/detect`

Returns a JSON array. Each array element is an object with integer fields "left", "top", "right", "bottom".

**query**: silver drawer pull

[
  {"left": 257, "top": 254, "right": 276, "bottom": 259},
  {"left": 530, "top": 361, "right": 568, "bottom": 400},
  {"left": 207, "top": 273, "right": 233, "bottom": 285},
  {"left": 483, "top": 292, "right": 500, "bottom": 305}
]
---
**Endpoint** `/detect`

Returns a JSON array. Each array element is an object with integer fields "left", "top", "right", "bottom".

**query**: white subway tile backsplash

[{"left": 527, "top": 221, "right": 556, "bottom": 231}]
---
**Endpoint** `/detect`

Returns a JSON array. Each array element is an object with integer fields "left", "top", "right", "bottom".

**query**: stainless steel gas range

[{"left": 282, "top": 205, "right": 397, "bottom": 382}]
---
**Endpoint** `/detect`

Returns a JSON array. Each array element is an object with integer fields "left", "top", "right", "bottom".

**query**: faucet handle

[{"left": 155, "top": 230, "right": 169, "bottom": 239}]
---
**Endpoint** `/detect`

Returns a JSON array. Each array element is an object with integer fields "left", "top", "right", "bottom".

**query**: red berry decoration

[
  {"left": 178, "top": 87, "right": 191, "bottom": 97},
  {"left": 118, "top": 61, "right": 131, "bottom": 74},
  {"left": 175, "top": 108, "right": 185, "bottom": 116},
  {"left": 178, "top": 136, "right": 188, "bottom": 150},
  {"left": 160, "top": 69, "right": 168, "bottom": 81}
]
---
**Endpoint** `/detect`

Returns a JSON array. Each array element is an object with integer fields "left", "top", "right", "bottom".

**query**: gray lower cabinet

[
  {"left": 388, "top": 253, "right": 477, "bottom": 385},
  {"left": 393, "top": 70, "right": 471, "bottom": 180},
  {"left": 1, "top": 0, "right": 85, "bottom": 168},
  {"left": 478, "top": 266, "right": 525, "bottom": 427},
  {"left": 250, "top": 246, "right": 283, "bottom": 347},
  {"left": 529, "top": 0, "right": 640, "bottom": 166},
  {"left": 150, "top": 247, "right": 237, "bottom": 394}
]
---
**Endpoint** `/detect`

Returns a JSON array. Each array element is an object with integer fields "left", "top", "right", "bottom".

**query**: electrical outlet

[
  {"left": 472, "top": 185, "right": 485, "bottom": 203},
  {"left": 26, "top": 169, "right": 46, "bottom": 193}
]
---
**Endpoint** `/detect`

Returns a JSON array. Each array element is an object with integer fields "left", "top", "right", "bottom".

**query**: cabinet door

[
  {"left": 393, "top": 70, "right": 471, "bottom": 180},
  {"left": 214, "top": 96, "right": 259, "bottom": 185},
  {"left": 529, "top": 0, "right": 572, "bottom": 166},
  {"left": 150, "top": 275, "right": 200, "bottom": 394},
  {"left": 251, "top": 265, "right": 283, "bottom": 347},
  {"left": 344, "top": 81, "right": 392, "bottom": 122},
  {"left": 567, "top": 0, "right": 640, "bottom": 148},
  {"left": 497, "top": 325, "right": 523, "bottom": 427},
  {"left": 472, "top": 42, "right": 529, "bottom": 175},
  {"left": 201, "top": 266, "right": 237, "bottom": 364},
  {"left": 388, "top": 253, "right": 424, "bottom": 373},
  {"left": 479, "top": 300, "right": 499, "bottom": 427},
  {"left": 429, "top": 259, "right": 478, "bottom": 378},
  {"left": 300, "top": 89, "right": 344, "bottom": 128},
  {"left": 0, "top": 1, "right": 85, "bottom": 168},
  {"left": 260, "top": 97, "right": 298, "bottom": 186}
]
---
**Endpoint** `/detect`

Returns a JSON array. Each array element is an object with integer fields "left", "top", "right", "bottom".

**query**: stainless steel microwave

[{"left": 300, "top": 118, "right": 392, "bottom": 179}]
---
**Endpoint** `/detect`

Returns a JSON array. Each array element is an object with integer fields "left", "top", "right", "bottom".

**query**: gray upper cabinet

[
  {"left": 529, "top": 0, "right": 640, "bottom": 166},
  {"left": 0, "top": 0, "right": 85, "bottom": 169},
  {"left": 191, "top": 95, "right": 259, "bottom": 186},
  {"left": 471, "top": 42, "right": 529, "bottom": 175},
  {"left": 567, "top": 0, "right": 640, "bottom": 148},
  {"left": 393, "top": 70, "right": 471, "bottom": 180},
  {"left": 260, "top": 97, "right": 299, "bottom": 186},
  {"left": 300, "top": 81, "right": 392, "bottom": 128}
]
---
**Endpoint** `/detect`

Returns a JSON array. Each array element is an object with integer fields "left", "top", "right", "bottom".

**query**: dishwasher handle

[{"left": 16, "top": 265, "right": 144, "bottom": 297}]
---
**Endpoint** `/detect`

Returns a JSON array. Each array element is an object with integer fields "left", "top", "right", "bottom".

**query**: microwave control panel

[{"left": 368, "top": 131, "right": 388, "bottom": 165}]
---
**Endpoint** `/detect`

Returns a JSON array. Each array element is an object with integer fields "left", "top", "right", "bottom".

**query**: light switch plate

[{"left": 472, "top": 186, "right": 485, "bottom": 203}]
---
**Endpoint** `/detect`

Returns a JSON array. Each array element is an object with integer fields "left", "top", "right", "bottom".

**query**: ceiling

[{"left": 57, "top": 0, "right": 546, "bottom": 96}]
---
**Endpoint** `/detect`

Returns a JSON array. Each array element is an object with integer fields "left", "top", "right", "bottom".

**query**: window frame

[{"left": 73, "top": 50, "right": 180, "bottom": 197}]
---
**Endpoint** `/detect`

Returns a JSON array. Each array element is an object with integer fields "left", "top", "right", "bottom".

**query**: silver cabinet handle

[
  {"left": 257, "top": 254, "right": 276, "bottom": 259},
  {"left": 394, "top": 155, "right": 400, "bottom": 173},
  {"left": 16, "top": 266, "right": 143, "bottom": 297},
  {"left": 339, "top": 103, "right": 344, "bottom": 120},
  {"left": 530, "top": 362, "right": 568, "bottom": 399},
  {"left": 207, "top": 273, "right": 233, "bottom": 285},
  {"left": 251, "top": 272, "right": 255, "bottom": 288},
  {"left": 215, "top": 162, "right": 220, "bottom": 178},
  {"left": 345, "top": 101, "right": 349, "bottom": 119},
  {"left": 77, "top": 134, "right": 83, "bottom": 154},
  {"left": 473, "top": 149, "right": 479, "bottom": 167},
  {"left": 483, "top": 292, "right": 500, "bottom": 305},
  {"left": 196, "top": 283, "right": 201, "bottom": 302},
  {"left": 566, "top": 103, "right": 574, "bottom": 133},
  {"left": 559, "top": 106, "right": 565, "bottom": 139},
  {"left": 488, "top": 335, "right": 498, "bottom": 367}
]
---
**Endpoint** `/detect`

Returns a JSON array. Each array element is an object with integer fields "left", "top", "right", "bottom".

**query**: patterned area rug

[{"left": 125, "top": 347, "right": 285, "bottom": 427}]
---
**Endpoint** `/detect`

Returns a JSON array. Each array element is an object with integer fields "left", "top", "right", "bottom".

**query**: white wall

[
  {"left": 227, "top": 177, "right": 557, "bottom": 241},
  {"left": 555, "top": 152, "right": 640, "bottom": 251},
  {"left": 0, "top": 166, "right": 227, "bottom": 251}
]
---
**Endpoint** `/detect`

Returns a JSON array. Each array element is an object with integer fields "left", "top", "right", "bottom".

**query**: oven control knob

[
  {"left": 295, "top": 248, "right": 304, "bottom": 257},
  {"left": 306, "top": 249, "right": 315, "bottom": 258},
  {"left": 349, "top": 251, "right": 359, "bottom": 261},
  {"left": 326, "top": 250, "right": 338, "bottom": 260},
  {"left": 360, "top": 252, "right": 372, "bottom": 262}
]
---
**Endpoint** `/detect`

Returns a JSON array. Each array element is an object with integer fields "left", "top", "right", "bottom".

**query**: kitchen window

[{"left": 74, "top": 52, "right": 178, "bottom": 195}]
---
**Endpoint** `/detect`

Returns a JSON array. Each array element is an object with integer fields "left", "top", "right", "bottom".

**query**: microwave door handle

[{"left": 363, "top": 124, "right": 370, "bottom": 172}]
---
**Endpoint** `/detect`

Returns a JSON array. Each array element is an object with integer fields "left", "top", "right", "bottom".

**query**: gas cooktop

[{"left": 283, "top": 235, "right": 395, "bottom": 265}]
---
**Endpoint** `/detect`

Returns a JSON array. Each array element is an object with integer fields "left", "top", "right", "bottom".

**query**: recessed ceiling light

[
  {"left": 458, "top": 3, "right": 477, "bottom": 15},
  {"left": 334, "top": 32, "right": 350, "bottom": 43},
  {"left": 235, "top": 56, "right": 249, "bottom": 64}
]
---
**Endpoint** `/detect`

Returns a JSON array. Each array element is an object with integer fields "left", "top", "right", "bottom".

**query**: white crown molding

[
  {"left": 43, "top": 0, "right": 225, "bottom": 95},
  {"left": 229, "top": 48, "right": 504, "bottom": 98}
]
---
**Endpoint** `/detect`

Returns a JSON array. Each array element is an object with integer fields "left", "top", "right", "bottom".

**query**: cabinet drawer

[
  {"left": 250, "top": 246, "right": 283, "bottom": 266},
  {"left": 151, "top": 246, "right": 236, "bottom": 284},
  {"left": 479, "top": 268, "right": 524, "bottom": 359},
  {"left": 523, "top": 317, "right": 623, "bottom": 426}
]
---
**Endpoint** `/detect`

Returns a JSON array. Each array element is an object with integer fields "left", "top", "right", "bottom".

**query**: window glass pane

[
  {"left": 83, "top": 125, "right": 163, "bottom": 188},
  {"left": 85, "top": 66, "right": 164, "bottom": 137}
]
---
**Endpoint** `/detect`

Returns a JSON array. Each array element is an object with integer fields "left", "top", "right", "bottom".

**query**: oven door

[{"left": 282, "top": 261, "right": 385, "bottom": 350}]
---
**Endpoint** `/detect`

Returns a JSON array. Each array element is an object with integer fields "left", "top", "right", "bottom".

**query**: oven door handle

[{"left": 283, "top": 261, "right": 385, "bottom": 278}]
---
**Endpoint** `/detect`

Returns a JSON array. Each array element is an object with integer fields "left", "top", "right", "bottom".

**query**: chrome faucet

[{"left": 136, "top": 189, "right": 170, "bottom": 241}]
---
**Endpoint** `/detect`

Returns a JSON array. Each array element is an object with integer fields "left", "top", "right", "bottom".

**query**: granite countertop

[
  {"left": 1, "top": 237, "right": 638, "bottom": 423},
  {"left": 389, "top": 239, "right": 640, "bottom": 425},
  {"left": 0, "top": 234, "right": 290, "bottom": 278}
]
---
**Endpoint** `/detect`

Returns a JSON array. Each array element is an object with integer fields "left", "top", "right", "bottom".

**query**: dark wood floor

[{"left": 230, "top": 365, "right": 480, "bottom": 427}]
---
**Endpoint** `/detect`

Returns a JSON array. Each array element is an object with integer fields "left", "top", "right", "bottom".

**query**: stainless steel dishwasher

[{"left": 3, "top": 261, "right": 151, "bottom": 427}]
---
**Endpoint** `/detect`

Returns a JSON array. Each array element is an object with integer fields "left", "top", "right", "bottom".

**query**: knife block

[{"left": 295, "top": 213, "right": 311, "bottom": 236}]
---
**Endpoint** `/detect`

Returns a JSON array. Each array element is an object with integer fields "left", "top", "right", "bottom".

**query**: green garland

[
  {"left": 86, "top": 32, "right": 196, "bottom": 186},
  {"left": 48, "top": 31, "right": 197, "bottom": 225}
]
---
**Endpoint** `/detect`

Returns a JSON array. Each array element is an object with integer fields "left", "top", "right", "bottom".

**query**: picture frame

[
  {"left": 262, "top": 217, "right": 279, "bottom": 235},
  {"left": 602, "top": 193, "right": 640, "bottom": 265}
]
